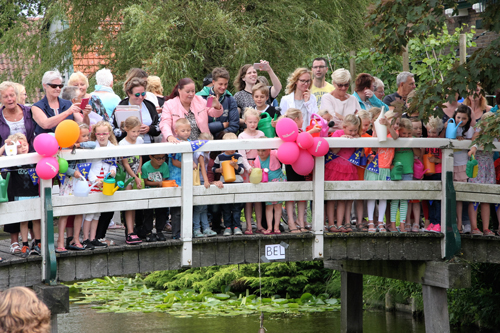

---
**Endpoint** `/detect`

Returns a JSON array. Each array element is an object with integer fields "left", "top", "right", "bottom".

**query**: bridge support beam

[
  {"left": 422, "top": 285, "right": 450, "bottom": 333},
  {"left": 327, "top": 260, "right": 470, "bottom": 333},
  {"left": 33, "top": 284, "right": 69, "bottom": 333},
  {"left": 341, "top": 271, "right": 363, "bottom": 333}
]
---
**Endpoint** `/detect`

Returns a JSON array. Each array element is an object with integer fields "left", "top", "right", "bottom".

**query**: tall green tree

[
  {"left": 366, "top": 0, "right": 500, "bottom": 132},
  {"left": 0, "top": 0, "right": 371, "bottom": 97}
]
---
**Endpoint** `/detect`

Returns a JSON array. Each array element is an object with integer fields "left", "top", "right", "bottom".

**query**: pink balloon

[
  {"left": 296, "top": 132, "right": 314, "bottom": 150},
  {"left": 292, "top": 149, "right": 314, "bottom": 176},
  {"left": 36, "top": 157, "right": 59, "bottom": 180},
  {"left": 34, "top": 133, "right": 59, "bottom": 157},
  {"left": 277, "top": 142, "right": 300, "bottom": 165},
  {"left": 307, "top": 137, "right": 329, "bottom": 157},
  {"left": 276, "top": 118, "right": 299, "bottom": 142}
]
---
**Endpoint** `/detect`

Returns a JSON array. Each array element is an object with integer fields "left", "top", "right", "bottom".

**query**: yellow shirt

[{"left": 310, "top": 82, "right": 335, "bottom": 108}]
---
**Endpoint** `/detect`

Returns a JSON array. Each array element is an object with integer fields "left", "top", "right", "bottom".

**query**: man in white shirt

[{"left": 310, "top": 57, "right": 335, "bottom": 108}]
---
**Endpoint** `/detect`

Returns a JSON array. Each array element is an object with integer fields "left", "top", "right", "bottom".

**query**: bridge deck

[{"left": 2, "top": 226, "right": 496, "bottom": 289}]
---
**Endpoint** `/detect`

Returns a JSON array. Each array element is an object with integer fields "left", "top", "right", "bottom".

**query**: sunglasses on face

[
  {"left": 134, "top": 92, "right": 146, "bottom": 97},
  {"left": 336, "top": 83, "right": 350, "bottom": 88},
  {"left": 47, "top": 83, "right": 64, "bottom": 89}
]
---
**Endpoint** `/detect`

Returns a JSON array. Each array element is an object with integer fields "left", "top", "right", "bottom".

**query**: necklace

[{"left": 3, "top": 107, "right": 22, "bottom": 122}]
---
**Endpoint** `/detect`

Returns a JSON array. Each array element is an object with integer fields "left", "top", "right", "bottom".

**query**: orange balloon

[{"left": 55, "top": 120, "right": 80, "bottom": 148}]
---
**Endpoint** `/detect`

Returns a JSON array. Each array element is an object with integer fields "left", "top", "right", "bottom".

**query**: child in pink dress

[
  {"left": 238, "top": 108, "right": 265, "bottom": 234},
  {"left": 325, "top": 114, "right": 360, "bottom": 233}
]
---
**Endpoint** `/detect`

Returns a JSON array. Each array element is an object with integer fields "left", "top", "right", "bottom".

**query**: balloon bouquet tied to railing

[{"left": 248, "top": 117, "right": 330, "bottom": 184}]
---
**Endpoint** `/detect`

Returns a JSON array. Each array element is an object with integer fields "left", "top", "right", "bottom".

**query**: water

[{"left": 59, "top": 304, "right": 430, "bottom": 333}]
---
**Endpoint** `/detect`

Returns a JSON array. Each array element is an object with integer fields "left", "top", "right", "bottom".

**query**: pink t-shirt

[
  {"left": 238, "top": 130, "right": 265, "bottom": 171},
  {"left": 331, "top": 130, "right": 356, "bottom": 164}
]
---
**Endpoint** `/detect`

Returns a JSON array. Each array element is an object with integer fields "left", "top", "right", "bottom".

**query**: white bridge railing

[{"left": 1, "top": 138, "right": 500, "bottom": 279}]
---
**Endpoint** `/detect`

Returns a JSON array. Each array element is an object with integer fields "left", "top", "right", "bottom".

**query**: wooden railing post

[
  {"left": 181, "top": 152, "right": 194, "bottom": 267},
  {"left": 441, "top": 148, "right": 460, "bottom": 259},
  {"left": 40, "top": 178, "right": 56, "bottom": 284},
  {"left": 312, "top": 155, "right": 325, "bottom": 259}
]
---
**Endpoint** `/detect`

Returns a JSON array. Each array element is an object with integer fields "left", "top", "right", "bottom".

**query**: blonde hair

[
  {"left": 123, "top": 116, "right": 141, "bottom": 130},
  {"left": 243, "top": 107, "right": 260, "bottom": 121},
  {"left": 78, "top": 123, "right": 90, "bottom": 131},
  {"left": 14, "top": 83, "right": 25, "bottom": 104},
  {"left": 284, "top": 108, "right": 302, "bottom": 121},
  {"left": 7, "top": 133, "right": 27, "bottom": 143},
  {"left": 331, "top": 68, "right": 351, "bottom": 85},
  {"left": 368, "top": 107, "right": 381, "bottom": 120},
  {"left": 285, "top": 68, "right": 311, "bottom": 95},
  {"left": 147, "top": 76, "right": 163, "bottom": 95},
  {"left": 198, "top": 132, "right": 213, "bottom": 140},
  {"left": 251, "top": 83, "right": 269, "bottom": 97},
  {"left": 90, "top": 121, "right": 117, "bottom": 145},
  {"left": 317, "top": 109, "right": 333, "bottom": 120},
  {"left": 0, "top": 81, "right": 19, "bottom": 97},
  {"left": 174, "top": 118, "right": 190, "bottom": 129},
  {"left": 68, "top": 71, "right": 89, "bottom": 89},
  {"left": 0, "top": 287, "right": 51, "bottom": 333},
  {"left": 384, "top": 109, "right": 398, "bottom": 121},
  {"left": 343, "top": 114, "right": 361, "bottom": 135},
  {"left": 399, "top": 118, "right": 413, "bottom": 131},
  {"left": 357, "top": 110, "right": 372, "bottom": 121},
  {"left": 223, "top": 132, "right": 237, "bottom": 140},
  {"left": 425, "top": 116, "right": 444, "bottom": 132}
]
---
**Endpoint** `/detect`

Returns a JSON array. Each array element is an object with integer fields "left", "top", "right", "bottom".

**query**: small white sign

[{"left": 265, "top": 244, "right": 286, "bottom": 260}]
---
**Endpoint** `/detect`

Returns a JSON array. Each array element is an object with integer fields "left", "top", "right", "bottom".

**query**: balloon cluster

[
  {"left": 275, "top": 118, "right": 329, "bottom": 176},
  {"left": 33, "top": 120, "right": 80, "bottom": 180}
]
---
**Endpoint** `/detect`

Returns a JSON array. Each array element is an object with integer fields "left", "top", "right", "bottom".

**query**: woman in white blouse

[
  {"left": 320, "top": 68, "right": 361, "bottom": 132},
  {"left": 279, "top": 68, "right": 318, "bottom": 131}
]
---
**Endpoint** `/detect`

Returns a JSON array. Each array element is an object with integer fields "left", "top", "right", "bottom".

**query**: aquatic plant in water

[{"left": 67, "top": 276, "right": 340, "bottom": 318}]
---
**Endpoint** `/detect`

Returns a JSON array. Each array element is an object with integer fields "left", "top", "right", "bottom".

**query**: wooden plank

[
  {"left": 52, "top": 187, "right": 182, "bottom": 207},
  {"left": 192, "top": 181, "right": 312, "bottom": 195},
  {"left": 325, "top": 181, "right": 441, "bottom": 191},
  {"left": 234, "top": 192, "right": 312, "bottom": 203},
  {"left": 148, "top": 198, "right": 182, "bottom": 209},
  {"left": 456, "top": 192, "right": 500, "bottom": 204},
  {"left": 193, "top": 194, "right": 234, "bottom": 206},
  {"left": 453, "top": 182, "right": 500, "bottom": 195},
  {"left": 181, "top": 152, "right": 193, "bottom": 267},
  {"left": 0, "top": 199, "right": 41, "bottom": 225},
  {"left": 53, "top": 200, "right": 150, "bottom": 216},
  {"left": 312, "top": 156, "right": 325, "bottom": 259},
  {"left": 324, "top": 191, "right": 441, "bottom": 200}
]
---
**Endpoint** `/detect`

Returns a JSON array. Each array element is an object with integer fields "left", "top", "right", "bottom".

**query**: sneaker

[
  {"left": 20, "top": 245, "right": 30, "bottom": 258},
  {"left": 156, "top": 232, "right": 166, "bottom": 241},
  {"left": 98, "top": 238, "right": 115, "bottom": 246},
  {"left": 194, "top": 229, "right": 205, "bottom": 238},
  {"left": 203, "top": 228, "right": 217, "bottom": 237},
  {"left": 82, "top": 239, "right": 95, "bottom": 250},
  {"left": 463, "top": 224, "right": 471, "bottom": 234},
  {"left": 126, "top": 233, "right": 142, "bottom": 245},
  {"left": 223, "top": 228, "right": 232, "bottom": 236},
  {"left": 145, "top": 233, "right": 158, "bottom": 242},
  {"left": 430, "top": 224, "right": 441, "bottom": 233},
  {"left": 233, "top": 227, "right": 243, "bottom": 235},
  {"left": 425, "top": 224, "right": 434, "bottom": 232},
  {"left": 91, "top": 239, "right": 107, "bottom": 247},
  {"left": 30, "top": 243, "right": 41, "bottom": 255}
]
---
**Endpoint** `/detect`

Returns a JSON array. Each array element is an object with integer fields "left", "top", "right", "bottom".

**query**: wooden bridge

[{"left": 1, "top": 137, "right": 499, "bottom": 333}]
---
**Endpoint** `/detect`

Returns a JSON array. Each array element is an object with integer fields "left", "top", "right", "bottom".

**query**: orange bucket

[{"left": 162, "top": 180, "right": 179, "bottom": 187}]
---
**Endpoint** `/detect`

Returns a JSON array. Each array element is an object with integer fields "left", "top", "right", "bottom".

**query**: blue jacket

[
  {"left": 198, "top": 88, "right": 239, "bottom": 135},
  {"left": 353, "top": 92, "right": 388, "bottom": 110}
]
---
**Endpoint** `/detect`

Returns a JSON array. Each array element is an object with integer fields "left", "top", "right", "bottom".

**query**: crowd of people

[{"left": 0, "top": 57, "right": 498, "bottom": 261}]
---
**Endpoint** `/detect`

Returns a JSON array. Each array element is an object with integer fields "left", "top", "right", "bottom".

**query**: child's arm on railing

[
  {"left": 171, "top": 154, "right": 182, "bottom": 168},
  {"left": 198, "top": 155, "right": 210, "bottom": 189},
  {"left": 212, "top": 155, "right": 221, "bottom": 174}
]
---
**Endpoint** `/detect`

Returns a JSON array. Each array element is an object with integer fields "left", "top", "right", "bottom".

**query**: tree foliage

[
  {"left": 0, "top": 0, "right": 371, "bottom": 97},
  {"left": 366, "top": 0, "right": 500, "bottom": 134}
]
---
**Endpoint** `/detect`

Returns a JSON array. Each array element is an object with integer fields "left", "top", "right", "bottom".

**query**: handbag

[
  {"left": 466, "top": 155, "right": 478, "bottom": 179},
  {"left": 193, "top": 163, "right": 201, "bottom": 186}
]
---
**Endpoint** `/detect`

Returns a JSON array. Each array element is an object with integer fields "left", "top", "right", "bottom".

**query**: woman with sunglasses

[
  {"left": 279, "top": 67, "right": 318, "bottom": 131},
  {"left": 32, "top": 70, "right": 90, "bottom": 135},
  {"left": 320, "top": 68, "right": 361, "bottom": 132},
  {"left": 113, "top": 78, "right": 160, "bottom": 143}
]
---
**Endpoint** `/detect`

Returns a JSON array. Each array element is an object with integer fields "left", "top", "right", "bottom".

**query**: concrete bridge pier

[
  {"left": 33, "top": 284, "right": 69, "bottom": 333},
  {"left": 327, "top": 260, "right": 471, "bottom": 333}
]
